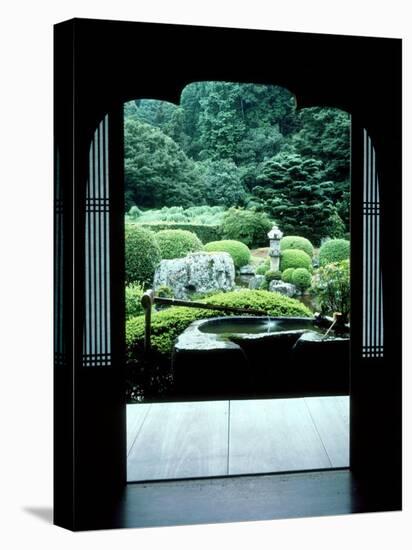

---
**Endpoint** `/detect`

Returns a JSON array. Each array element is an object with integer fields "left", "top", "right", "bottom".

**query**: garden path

[{"left": 127, "top": 396, "right": 349, "bottom": 482}]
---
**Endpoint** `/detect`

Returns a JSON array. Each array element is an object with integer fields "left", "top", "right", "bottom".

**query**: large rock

[
  {"left": 269, "top": 280, "right": 297, "bottom": 297},
  {"left": 154, "top": 252, "right": 235, "bottom": 299}
]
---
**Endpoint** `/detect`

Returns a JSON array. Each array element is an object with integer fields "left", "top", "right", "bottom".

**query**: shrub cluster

[
  {"left": 281, "top": 268, "right": 295, "bottom": 283},
  {"left": 265, "top": 270, "right": 282, "bottom": 283},
  {"left": 125, "top": 225, "right": 161, "bottom": 285},
  {"left": 312, "top": 259, "right": 350, "bottom": 319},
  {"left": 127, "top": 205, "right": 226, "bottom": 225},
  {"left": 204, "top": 240, "right": 251, "bottom": 269},
  {"left": 291, "top": 268, "right": 312, "bottom": 291},
  {"left": 136, "top": 222, "right": 220, "bottom": 244},
  {"left": 155, "top": 229, "right": 203, "bottom": 259},
  {"left": 280, "top": 235, "right": 314, "bottom": 258},
  {"left": 126, "top": 289, "right": 312, "bottom": 361},
  {"left": 280, "top": 249, "right": 312, "bottom": 272},
  {"left": 318, "top": 238, "right": 350, "bottom": 266}
]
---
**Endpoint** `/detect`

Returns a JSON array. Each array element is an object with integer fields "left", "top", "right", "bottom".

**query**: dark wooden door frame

[{"left": 54, "top": 18, "right": 402, "bottom": 530}]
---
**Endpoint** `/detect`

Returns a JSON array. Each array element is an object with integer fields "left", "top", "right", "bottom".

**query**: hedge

[
  {"left": 125, "top": 225, "right": 161, "bottom": 285},
  {"left": 280, "top": 236, "right": 314, "bottom": 258},
  {"left": 319, "top": 238, "right": 350, "bottom": 266},
  {"left": 291, "top": 268, "right": 312, "bottom": 291},
  {"left": 204, "top": 240, "right": 251, "bottom": 269},
  {"left": 125, "top": 282, "right": 145, "bottom": 319},
  {"left": 135, "top": 222, "right": 220, "bottom": 244},
  {"left": 280, "top": 249, "right": 312, "bottom": 272},
  {"left": 281, "top": 268, "right": 295, "bottom": 283},
  {"left": 265, "top": 270, "right": 282, "bottom": 283},
  {"left": 126, "top": 289, "right": 312, "bottom": 361},
  {"left": 155, "top": 229, "right": 203, "bottom": 259}
]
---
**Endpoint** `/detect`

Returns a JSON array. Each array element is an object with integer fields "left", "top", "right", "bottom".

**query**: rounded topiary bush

[
  {"left": 281, "top": 268, "right": 295, "bottom": 283},
  {"left": 265, "top": 270, "right": 282, "bottom": 283},
  {"left": 319, "top": 239, "right": 350, "bottom": 266},
  {"left": 280, "top": 236, "right": 314, "bottom": 258},
  {"left": 155, "top": 229, "right": 203, "bottom": 260},
  {"left": 126, "top": 289, "right": 312, "bottom": 361},
  {"left": 291, "top": 268, "right": 312, "bottom": 291},
  {"left": 204, "top": 240, "right": 251, "bottom": 269},
  {"left": 280, "top": 249, "right": 312, "bottom": 272},
  {"left": 125, "top": 224, "right": 161, "bottom": 285}
]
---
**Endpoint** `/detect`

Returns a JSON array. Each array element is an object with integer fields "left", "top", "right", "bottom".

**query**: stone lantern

[{"left": 267, "top": 225, "right": 283, "bottom": 272}]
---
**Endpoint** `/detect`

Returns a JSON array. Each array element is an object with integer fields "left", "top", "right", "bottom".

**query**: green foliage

[
  {"left": 125, "top": 225, "right": 161, "bottom": 285},
  {"left": 221, "top": 207, "right": 273, "bottom": 248},
  {"left": 200, "top": 159, "right": 248, "bottom": 207},
  {"left": 155, "top": 229, "right": 203, "bottom": 259},
  {"left": 325, "top": 211, "right": 346, "bottom": 239},
  {"left": 280, "top": 249, "right": 312, "bottom": 272},
  {"left": 126, "top": 289, "right": 312, "bottom": 360},
  {"left": 204, "top": 240, "right": 251, "bottom": 269},
  {"left": 155, "top": 285, "right": 174, "bottom": 298},
  {"left": 281, "top": 268, "right": 295, "bottom": 283},
  {"left": 280, "top": 236, "right": 314, "bottom": 258},
  {"left": 265, "top": 270, "right": 282, "bottom": 283},
  {"left": 135, "top": 222, "right": 220, "bottom": 244},
  {"left": 253, "top": 152, "right": 343, "bottom": 245},
  {"left": 124, "top": 118, "right": 204, "bottom": 210},
  {"left": 123, "top": 83, "right": 350, "bottom": 247},
  {"left": 291, "top": 268, "right": 312, "bottom": 291},
  {"left": 319, "top": 239, "right": 350, "bottom": 266},
  {"left": 128, "top": 205, "right": 226, "bottom": 225},
  {"left": 312, "top": 260, "right": 350, "bottom": 319},
  {"left": 292, "top": 107, "right": 351, "bottom": 183},
  {"left": 125, "top": 282, "right": 145, "bottom": 319},
  {"left": 256, "top": 258, "right": 270, "bottom": 275}
]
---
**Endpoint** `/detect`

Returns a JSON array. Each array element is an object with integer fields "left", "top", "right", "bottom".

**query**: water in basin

[{"left": 198, "top": 317, "right": 322, "bottom": 336}]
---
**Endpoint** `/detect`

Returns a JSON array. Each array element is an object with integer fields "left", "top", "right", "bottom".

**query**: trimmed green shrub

[
  {"left": 155, "top": 285, "right": 174, "bottom": 298},
  {"left": 125, "top": 224, "right": 161, "bottom": 285},
  {"left": 265, "top": 270, "right": 282, "bottom": 283},
  {"left": 280, "top": 236, "right": 314, "bottom": 258},
  {"left": 319, "top": 239, "right": 350, "bottom": 266},
  {"left": 125, "top": 282, "right": 145, "bottom": 319},
  {"left": 312, "top": 260, "right": 350, "bottom": 320},
  {"left": 204, "top": 240, "right": 251, "bottom": 269},
  {"left": 256, "top": 257, "right": 270, "bottom": 275},
  {"left": 280, "top": 249, "right": 312, "bottom": 272},
  {"left": 281, "top": 268, "right": 295, "bottom": 283},
  {"left": 155, "top": 229, "right": 203, "bottom": 260},
  {"left": 221, "top": 207, "right": 273, "bottom": 248},
  {"left": 136, "top": 222, "right": 221, "bottom": 244},
  {"left": 291, "top": 268, "right": 312, "bottom": 291},
  {"left": 126, "top": 289, "right": 312, "bottom": 361}
]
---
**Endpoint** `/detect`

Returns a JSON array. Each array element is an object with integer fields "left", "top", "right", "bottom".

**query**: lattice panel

[
  {"left": 362, "top": 130, "right": 384, "bottom": 358},
  {"left": 83, "top": 115, "right": 112, "bottom": 367}
]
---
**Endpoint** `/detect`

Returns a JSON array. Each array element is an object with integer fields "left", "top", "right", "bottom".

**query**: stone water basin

[{"left": 172, "top": 316, "right": 349, "bottom": 398}]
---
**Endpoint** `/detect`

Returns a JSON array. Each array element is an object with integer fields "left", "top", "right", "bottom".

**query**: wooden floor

[{"left": 127, "top": 396, "right": 349, "bottom": 482}]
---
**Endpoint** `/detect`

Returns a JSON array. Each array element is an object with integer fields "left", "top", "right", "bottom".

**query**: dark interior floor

[{"left": 71, "top": 469, "right": 402, "bottom": 531}]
